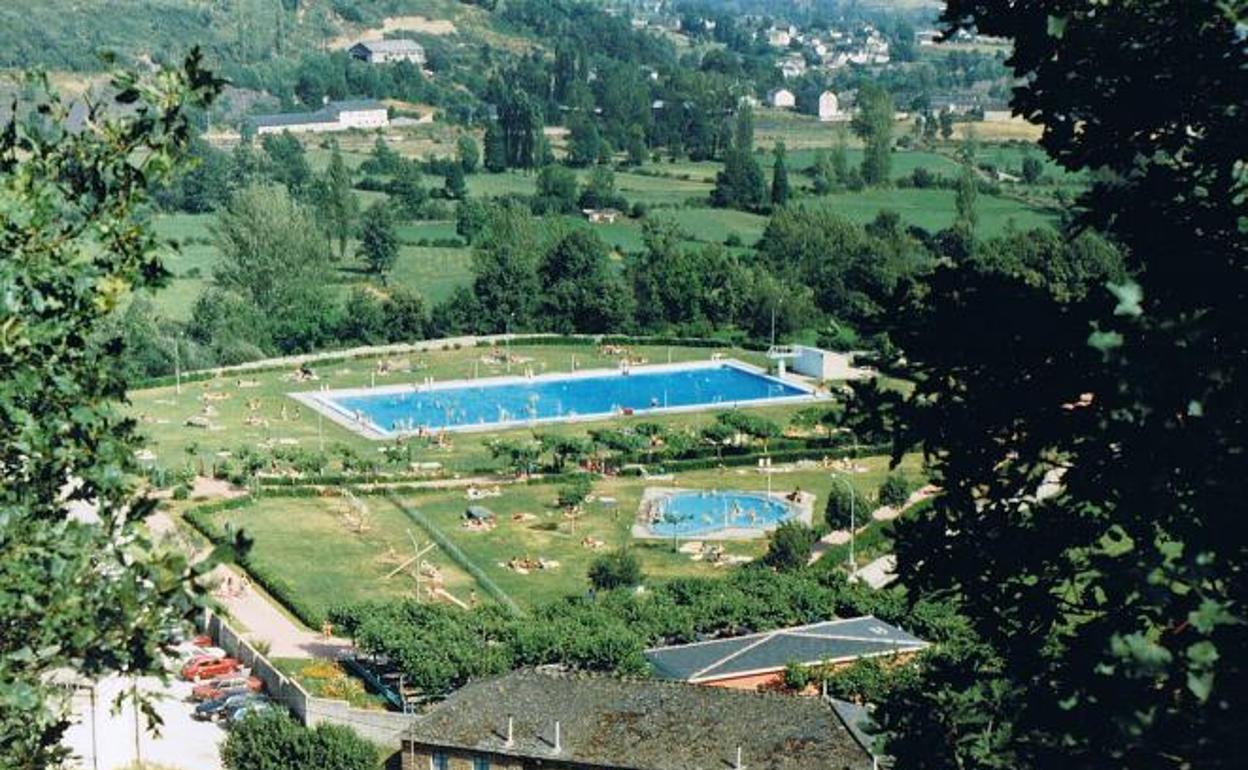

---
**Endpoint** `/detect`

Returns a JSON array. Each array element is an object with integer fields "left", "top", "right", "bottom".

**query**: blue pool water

[
  {"left": 324, "top": 363, "right": 808, "bottom": 434},
  {"left": 647, "top": 491, "right": 798, "bottom": 537}
]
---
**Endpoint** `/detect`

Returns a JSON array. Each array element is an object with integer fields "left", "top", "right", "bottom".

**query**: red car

[
  {"left": 192, "top": 676, "right": 263, "bottom": 701},
  {"left": 182, "top": 656, "right": 240, "bottom": 682}
]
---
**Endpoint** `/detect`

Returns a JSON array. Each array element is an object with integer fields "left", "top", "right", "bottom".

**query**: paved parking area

[{"left": 63, "top": 674, "right": 225, "bottom": 770}]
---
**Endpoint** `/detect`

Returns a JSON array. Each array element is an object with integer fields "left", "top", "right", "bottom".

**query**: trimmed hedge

[{"left": 618, "top": 443, "right": 891, "bottom": 475}]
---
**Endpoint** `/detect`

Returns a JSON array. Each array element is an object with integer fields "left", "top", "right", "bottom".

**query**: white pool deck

[
  {"left": 289, "top": 358, "right": 827, "bottom": 440},
  {"left": 632, "top": 486, "right": 816, "bottom": 541}
]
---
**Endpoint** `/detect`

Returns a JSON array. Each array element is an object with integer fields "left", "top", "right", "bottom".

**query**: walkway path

[
  {"left": 148, "top": 479, "right": 354, "bottom": 660},
  {"left": 209, "top": 566, "right": 352, "bottom": 659}
]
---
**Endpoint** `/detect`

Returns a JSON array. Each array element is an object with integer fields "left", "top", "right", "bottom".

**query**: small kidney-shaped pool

[{"left": 646, "top": 490, "right": 799, "bottom": 538}]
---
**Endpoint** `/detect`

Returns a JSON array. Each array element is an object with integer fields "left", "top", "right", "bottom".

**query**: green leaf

[
  {"left": 1186, "top": 640, "right": 1219, "bottom": 666},
  {"left": 1187, "top": 670, "right": 1214, "bottom": 701},
  {"left": 1188, "top": 598, "right": 1237, "bottom": 633},
  {"left": 1047, "top": 15, "right": 1068, "bottom": 39},
  {"left": 1108, "top": 280, "right": 1144, "bottom": 317},
  {"left": 1088, "top": 329, "right": 1124, "bottom": 354}
]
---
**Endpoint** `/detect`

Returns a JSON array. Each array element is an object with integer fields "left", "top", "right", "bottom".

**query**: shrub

[
  {"left": 783, "top": 660, "right": 814, "bottom": 691},
  {"left": 763, "top": 521, "right": 818, "bottom": 572},
  {"left": 588, "top": 548, "right": 643, "bottom": 591},
  {"left": 221, "top": 710, "right": 377, "bottom": 770},
  {"left": 724, "top": 232, "right": 743, "bottom": 247},
  {"left": 878, "top": 472, "right": 915, "bottom": 508},
  {"left": 825, "top": 482, "right": 861, "bottom": 530},
  {"left": 172, "top": 484, "right": 190, "bottom": 500}
]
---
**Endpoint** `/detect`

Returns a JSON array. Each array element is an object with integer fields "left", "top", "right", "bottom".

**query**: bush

[
  {"left": 221, "top": 710, "right": 377, "bottom": 770},
  {"left": 588, "top": 548, "right": 643, "bottom": 591},
  {"left": 825, "top": 482, "right": 861, "bottom": 530},
  {"left": 878, "top": 472, "right": 915, "bottom": 508},
  {"left": 763, "top": 521, "right": 818, "bottom": 572},
  {"left": 783, "top": 660, "right": 814, "bottom": 691}
]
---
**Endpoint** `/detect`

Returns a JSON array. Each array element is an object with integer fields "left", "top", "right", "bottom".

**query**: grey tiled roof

[
  {"left": 251, "top": 99, "right": 385, "bottom": 128},
  {"left": 405, "top": 668, "right": 874, "bottom": 770},
  {"left": 351, "top": 39, "right": 425, "bottom": 55},
  {"left": 645, "top": 616, "right": 927, "bottom": 682}
]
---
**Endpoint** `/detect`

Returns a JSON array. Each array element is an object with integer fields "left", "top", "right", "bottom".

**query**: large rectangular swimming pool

[{"left": 293, "top": 360, "right": 816, "bottom": 438}]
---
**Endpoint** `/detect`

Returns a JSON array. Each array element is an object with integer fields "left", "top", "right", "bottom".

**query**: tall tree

[
  {"left": 457, "top": 133, "right": 480, "bottom": 174},
  {"left": 1, "top": 55, "right": 225, "bottom": 770},
  {"left": 852, "top": 83, "right": 894, "bottom": 186},
  {"left": 954, "top": 164, "right": 978, "bottom": 233},
  {"left": 566, "top": 113, "right": 603, "bottom": 168},
  {"left": 483, "top": 120, "right": 507, "bottom": 173},
  {"left": 712, "top": 107, "right": 765, "bottom": 212},
  {"left": 443, "top": 162, "right": 467, "bottom": 200},
  {"left": 317, "top": 145, "right": 358, "bottom": 260},
  {"left": 214, "top": 184, "right": 337, "bottom": 352},
  {"left": 260, "top": 131, "right": 311, "bottom": 194},
  {"left": 868, "top": 3, "right": 1248, "bottom": 769},
  {"left": 470, "top": 200, "right": 544, "bottom": 331},
  {"left": 537, "top": 229, "right": 634, "bottom": 334},
  {"left": 359, "top": 201, "right": 400, "bottom": 281},
  {"left": 771, "top": 141, "right": 791, "bottom": 208}
]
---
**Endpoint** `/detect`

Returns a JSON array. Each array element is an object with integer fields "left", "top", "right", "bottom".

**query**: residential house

[
  {"left": 349, "top": 38, "right": 426, "bottom": 65},
  {"left": 583, "top": 208, "right": 622, "bottom": 224},
  {"left": 817, "top": 90, "right": 842, "bottom": 121},
  {"left": 767, "top": 87, "right": 796, "bottom": 109},
  {"left": 251, "top": 99, "right": 389, "bottom": 135},
  {"left": 767, "top": 28, "right": 792, "bottom": 47},
  {"left": 645, "top": 616, "right": 927, "bottom": 690},
  {"left": 400, "top": 668, "right": 875, "bottom": 770}
]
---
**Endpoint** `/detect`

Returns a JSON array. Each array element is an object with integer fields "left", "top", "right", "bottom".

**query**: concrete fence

[{"left": 205, "top": 613, "right": 413, "bottom": 747}]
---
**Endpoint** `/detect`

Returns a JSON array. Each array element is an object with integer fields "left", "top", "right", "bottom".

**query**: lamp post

[
  {"left": 830, "top": 473, "right": 857, "bottom": 578},
  {"left": 505, "top": 312, "right": 514, "bottom": 374}
]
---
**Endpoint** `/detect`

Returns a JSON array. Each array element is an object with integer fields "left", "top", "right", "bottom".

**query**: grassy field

[
  {"left": 129, "top": 343, "right": 795, "bottom": 473},
  {"left": 143, "top": 128, "right": 1065, "bottom": 320},
  {"left": 192, "top": 454, "right": 922, "bottom": 612}
]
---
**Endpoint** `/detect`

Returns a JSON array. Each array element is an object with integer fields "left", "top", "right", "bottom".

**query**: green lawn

[
  {"left": 193, "top": 453, "right": 923, "bottom": 612},
  {"left": 128, "top": 343, "right": 787, "bottom": 472},
  {"left": 206, "top": 494, "right": 480, "bottom": 617},
  {"left": 811, "top": 187, "right": 1054, "bottom": 235}
]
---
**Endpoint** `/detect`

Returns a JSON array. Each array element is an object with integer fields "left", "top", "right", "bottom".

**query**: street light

[
  {"left": 830, "top": 472, "right": 857, "bottom": 578},
  {"left": 505, "top": 312, "right": 515, "bottom": 374}
]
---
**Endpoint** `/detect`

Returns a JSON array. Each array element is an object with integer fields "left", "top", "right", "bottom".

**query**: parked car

[
  {"left": 176, "top": 645, "right": 227, "bottom": 662},
  {"left": 192, "top": 676, "right": 262, "bottom": 701},
  {"left": 225, "top": 699, "right": 273, "bottom": 725},
  {"left": 192, "top": 679, "right": 264, "bottom": 702},
  {"left": 194, "top": 692, "right": 266, "bottom": 721},
  {"left": 182, "top": 656, "right": 240, "bottom": 682}
]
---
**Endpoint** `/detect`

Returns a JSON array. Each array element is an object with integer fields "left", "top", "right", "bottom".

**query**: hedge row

[
  {"left": 136, "top": 334, "right": 771, "bottom": 390},
  {"left": 620, "top": 443, "right": 892, "bottom": 475},
  {"left": 385, "top": 493, "right": 523, "bottom": 616},
  {"left": 257, "top": 471, "right": 585, "bottom": 491},
  {"left": 183, "top": 496, "right": 328, "bottom": 629}
]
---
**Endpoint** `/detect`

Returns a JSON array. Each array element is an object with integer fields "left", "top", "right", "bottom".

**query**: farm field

[
  {"left": 190, "top": 454, "right": 923, "bottom": 613},
  {"left": 141, "top": 128, "right": 1067, "bottom": 320}
]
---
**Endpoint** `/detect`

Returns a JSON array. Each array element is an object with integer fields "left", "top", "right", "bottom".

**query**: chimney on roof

[
  {"left": 553, "top": 721, "right": 562, "bottom": 754},
  {"left": 506, "top": 715, "right": 514, "bottom": 747},
  {"left": 736, "top": 746, "right": 745, "bottom": 769}
]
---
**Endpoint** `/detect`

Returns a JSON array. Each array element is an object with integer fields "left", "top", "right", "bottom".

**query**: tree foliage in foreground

[
  {"left": 221, "top": 710, "right": 376, "bottom": 770},
  {"left": 330, "top": 565, "right": 962, "bottom": 699},
  {"left": 864, "top": 3, "right": 1248, "bottom": 768},
  {"left": 0, "top": 54, "right": 226, "bottom": 770}
]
